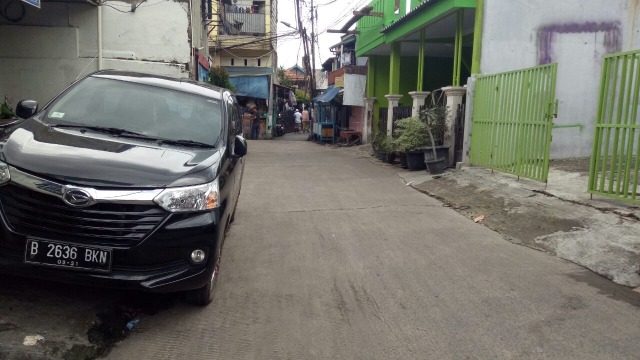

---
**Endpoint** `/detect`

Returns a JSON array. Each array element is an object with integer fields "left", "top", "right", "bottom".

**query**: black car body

[{"left": 0, "top": 71, "right": 247, "bottom": 305}]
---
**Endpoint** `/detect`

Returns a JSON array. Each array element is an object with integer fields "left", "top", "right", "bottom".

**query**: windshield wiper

[
  {"left": 50, "top": 124, "right": 157, "bottom": 140},
  {"left": 50, "top": 124, "right": 214, "bottom": 148},
  {"left": 157, "top": 139, "right": 215, "bottom": 148}
]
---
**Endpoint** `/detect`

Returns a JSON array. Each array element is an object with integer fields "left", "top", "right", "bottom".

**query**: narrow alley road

[{"left": 108, "top": 139, "right": 640, "bottom": 359}]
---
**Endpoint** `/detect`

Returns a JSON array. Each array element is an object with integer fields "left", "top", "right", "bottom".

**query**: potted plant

[
  {"left": 1, "top": 95, "right": 16, "bottom": 119},
  {"left": 419, "top": 105, "right": 448, "bottom": 174},
  {"left": 372, "top": 131, "right": 384, "bottom": 160},
  {"left": 380, "top": 134, "right": 396, "bottom": 163},
  {"left": 393, "top": 117, "right": 428, "bottom": 171}
]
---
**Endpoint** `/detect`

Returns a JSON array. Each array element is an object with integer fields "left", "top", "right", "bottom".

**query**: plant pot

[
  {"left": 425, "top": 157, "right": 447, "bottom": 174},
  {"left": 398, "top": 153, "right": 408, "bottom": 168},
  {"left": 382, "top": 152, "right": 395, "bottom": 163},
  {"left": 423, "top": 145, "right": 449, "bottom": 162},
  {"left": 406, "top": 151, "right": 426, "bottom": 171}
]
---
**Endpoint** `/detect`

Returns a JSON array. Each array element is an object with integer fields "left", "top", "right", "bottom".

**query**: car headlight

[
  {"left": 0, "top": 161, "right": 10, "bottom": 185},
  {"left": 154, "top": 179, "right": 219, "bottom": 213}
]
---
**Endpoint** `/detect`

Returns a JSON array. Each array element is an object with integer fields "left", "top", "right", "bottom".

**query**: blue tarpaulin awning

[
  {"left": 228, "top": 76, "right": 269, "bottom": 99},
  {"left": 223, "top": 66, "right": 273, "bottom": 99},
  {"left": 223, "top": 66, "right": 274, "bottom": 77},
  {"left": 313, "top": 85, "right": 341, "bottom": 104}
]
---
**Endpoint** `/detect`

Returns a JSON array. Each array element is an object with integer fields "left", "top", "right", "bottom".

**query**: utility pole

[
  {"left": 295, "top": 0, "right": 315, "bottom": 102},
  {"left": 310, "top": 0, "right": 317, "bottom": 97}
]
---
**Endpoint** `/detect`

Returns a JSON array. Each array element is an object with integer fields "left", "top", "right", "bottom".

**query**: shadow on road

[
  {"left": 270, "top": 132, "right": 310, "bottom": 141},
  {"left": 0, "top": 274, "right": 181, "bottom": 359}
]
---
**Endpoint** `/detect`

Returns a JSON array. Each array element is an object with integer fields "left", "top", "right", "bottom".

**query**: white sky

[{"left": 276, "top": 0, "right": 372, "bottom": 70}]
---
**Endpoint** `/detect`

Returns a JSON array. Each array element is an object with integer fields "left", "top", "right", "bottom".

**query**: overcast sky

[{"left": 276, "top": 0, "right": 372, "bottom": 70}]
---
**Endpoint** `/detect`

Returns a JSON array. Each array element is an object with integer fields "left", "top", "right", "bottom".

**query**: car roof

[{"left": 90, "top": 70, "right": 227, "bottom": 100}]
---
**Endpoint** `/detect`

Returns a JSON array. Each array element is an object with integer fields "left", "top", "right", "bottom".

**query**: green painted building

[{"left": 356, "top": 0, "right": 483, "bottom": 135}]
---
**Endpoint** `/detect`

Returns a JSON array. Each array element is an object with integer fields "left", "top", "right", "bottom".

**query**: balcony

[
  {"left": 328, "top": 65, "right": 367, "bottom": 85},
  {"left": 219, "top": 5, "right": 266, "bottom": 36}
]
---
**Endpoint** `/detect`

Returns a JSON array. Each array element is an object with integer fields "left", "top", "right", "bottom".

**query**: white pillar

[
  {"left": 384, "top": 94, "right": 403, "bottom": 136},
  {"left": 363, "top": 97, "right": 377, "bottom": 144},
  {"left": 461, "top": 77, "right": 475, "bottom": 165},
  {"left": 441, "top": 85, "right": 466, "bottom": 166},
  {"left": 408, "top": 91, "right": 430, "bottom": 118}
]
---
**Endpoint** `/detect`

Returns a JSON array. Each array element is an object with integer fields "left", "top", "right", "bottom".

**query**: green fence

[
  {"left": 470, "top": 63, "right": 558, "bottom": 182},
  {"left": 589, "top": 50, "right": 640, "bottom": 203}
]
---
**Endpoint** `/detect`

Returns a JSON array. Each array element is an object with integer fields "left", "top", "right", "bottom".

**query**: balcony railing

[
  {"left": 220, "top": 5, "right": 266, "bottom": 35},
  {"left": 328, "top": 65, "right": 367, "bottom": 85}
]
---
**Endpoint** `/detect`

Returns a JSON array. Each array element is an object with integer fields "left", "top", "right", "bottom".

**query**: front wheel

[{"left": 185, "top": 244, "right": 221, "bottom": 306}]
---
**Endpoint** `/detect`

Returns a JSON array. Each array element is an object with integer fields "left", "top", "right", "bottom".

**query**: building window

[
  {"left": 231, "top": 58, "right": 235, "bottom": 66},
  {"left": 258, "top": 59, "right": 261, "bottom": 66},
  {"left": 244, "top": 59, "right": 248, "bottom": 66}
]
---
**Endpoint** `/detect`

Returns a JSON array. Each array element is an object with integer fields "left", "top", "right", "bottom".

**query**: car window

[{"left": 45, "top": 77, "right": 223, "bottom": 147}]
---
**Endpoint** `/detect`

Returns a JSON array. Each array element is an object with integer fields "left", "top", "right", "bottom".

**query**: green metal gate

[
  {"left": 470, "top": 63, "right": 558, "bottom": 182},
  {"left": 589, "top": 50, "right": 640, "bottom": 203}
]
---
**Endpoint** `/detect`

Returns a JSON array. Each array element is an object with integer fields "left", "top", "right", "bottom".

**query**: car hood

[{"left": 0, "top": 119, "right": 221, "bottom": 188}]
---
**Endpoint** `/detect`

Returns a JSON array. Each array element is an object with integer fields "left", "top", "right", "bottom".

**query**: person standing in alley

[
  {"left": 301, "top": 106, "right": 310, "bottom": 133},
  {"left": 251, "top": 108, "right": 260, "bottom": 140},
  {"left": 294, "top": 108, "right": 302, "bottom": 133}
]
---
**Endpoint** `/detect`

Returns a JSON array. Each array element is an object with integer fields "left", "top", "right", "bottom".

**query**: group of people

[
  {"left": 293, "top": 107, "right": 310, "bottom": 133},
  {"left": 246, "top": 106, "right": 263, "bottom": 140}
]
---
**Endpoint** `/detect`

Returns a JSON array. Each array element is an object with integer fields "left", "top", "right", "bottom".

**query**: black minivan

[{"left": 0, "top": 71, "right": 246, "bottom": 305}]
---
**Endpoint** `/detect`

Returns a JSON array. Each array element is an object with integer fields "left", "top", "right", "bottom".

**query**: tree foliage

[
  {"left": 208, "top": 66, "right": 235, "bottom": 92},
  {"left": 277, "top": 66, "right": 294, "bottom": 87},
  {"left": 294, "top": 89, "right": 309, "bottom": 104}
]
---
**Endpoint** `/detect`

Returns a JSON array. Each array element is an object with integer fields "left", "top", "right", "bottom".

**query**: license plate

[{"left": 24, "top": 239, "right": 112, "bottom": 272}]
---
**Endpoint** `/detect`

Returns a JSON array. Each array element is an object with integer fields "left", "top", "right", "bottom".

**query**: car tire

[{"left": 185, "top": 241, "right": 222, "bottom": 306}]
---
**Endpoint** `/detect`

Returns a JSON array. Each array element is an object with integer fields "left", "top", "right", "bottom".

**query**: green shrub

[
  {"left": 393, "top": 117, "right": 429, "bottom": 152},
  {"left": 380, "top": 134, "right": 396, "bottom": 153},
  {"left": 208, "top": 66, "right": 235, "bottom": 92}
]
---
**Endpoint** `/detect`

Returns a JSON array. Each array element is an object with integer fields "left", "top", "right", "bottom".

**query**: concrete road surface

[{"left": 108, "top": 139, "right": 640, "bottom": 360}]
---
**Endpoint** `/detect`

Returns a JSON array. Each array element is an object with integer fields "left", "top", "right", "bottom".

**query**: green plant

[
  {"left": 208, "top": 66, "right": 235, "bottom": 92},
  {"left": 393, "top": 117, "right": 429, "bottom": 152},
  {"left": 419, "top": 104, "right": 448, "bottom": 159},
  {"left": 295, "top": 89, "right": 309, "bottom": 104},
  {"left": 379, "top": 134, "right": 396, "bottom": 153},
  {"left": 1, "top": 95, "right": 15, "bottom": 119},
  {"left": 277, "top": 66, "right": 294, "bottom": 87},
  {"left": 372, "top": 131, "right": 385, "bottom": 151}
]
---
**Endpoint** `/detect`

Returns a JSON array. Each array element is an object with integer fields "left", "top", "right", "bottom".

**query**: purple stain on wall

[{"left": 537, "top": 21, "right": 622, "bottom": 64}]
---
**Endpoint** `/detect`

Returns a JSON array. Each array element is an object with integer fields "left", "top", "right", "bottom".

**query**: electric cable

[{"left": 101, "top": 0, "right": 146, "bottom": 13}]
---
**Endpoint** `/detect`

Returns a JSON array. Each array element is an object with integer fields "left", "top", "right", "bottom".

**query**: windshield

[{"left": 44, "top": 77, "right": 223, "bottom": 147}]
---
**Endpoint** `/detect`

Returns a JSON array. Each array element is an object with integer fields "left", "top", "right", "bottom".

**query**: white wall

[
  {"left": 480, "top": 0, "right": 640, "bottom": 159},
  {"left": 0, "top": 0, "right": 203, "bottom": 106}
]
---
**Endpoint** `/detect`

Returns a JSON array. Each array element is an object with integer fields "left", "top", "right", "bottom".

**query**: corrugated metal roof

[{"left": 381, "top": 0, "right": 445, "bottom": 33}]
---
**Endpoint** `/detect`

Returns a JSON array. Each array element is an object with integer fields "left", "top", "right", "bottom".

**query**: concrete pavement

[
  {"left": 401, "top": 157, "right": 640, "bottom": 287},
  {"left": 107, "top": 139, "right": 640, "bottom": 359}
]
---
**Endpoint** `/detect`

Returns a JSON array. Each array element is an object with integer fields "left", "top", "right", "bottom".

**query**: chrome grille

[{"left": 0, "top": 183, "right": 167, "bottom": 247}]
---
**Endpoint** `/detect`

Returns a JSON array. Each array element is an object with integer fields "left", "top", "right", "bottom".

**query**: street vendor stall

[{"left": 312, "top": 85, "right": 341, "bottom": 143}]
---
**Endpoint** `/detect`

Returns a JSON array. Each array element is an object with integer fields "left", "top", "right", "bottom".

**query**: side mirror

[
  {"left": 15, "top": 100, "right": 38, "bottom": 119},
  {"left": 233, "top": 135, "right": 247, "bottom": 157}
]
